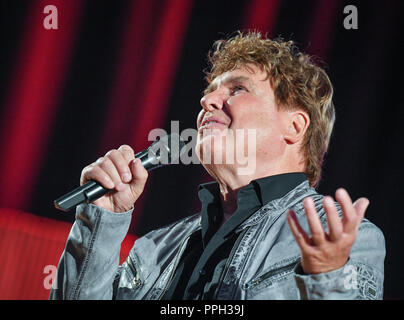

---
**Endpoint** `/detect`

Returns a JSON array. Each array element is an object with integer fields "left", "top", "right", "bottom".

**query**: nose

[{"left": 200, "top": 91, "right": 225, "bottom": 112}]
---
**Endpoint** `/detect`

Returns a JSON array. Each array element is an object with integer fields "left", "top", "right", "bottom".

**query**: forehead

[{"left": 205, "top": 64, "right": 267, "bottom": 93}]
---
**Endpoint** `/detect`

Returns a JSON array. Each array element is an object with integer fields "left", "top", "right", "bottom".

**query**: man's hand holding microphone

[{"left": 80, "top": 145, "right": 149, "bottom": 213}]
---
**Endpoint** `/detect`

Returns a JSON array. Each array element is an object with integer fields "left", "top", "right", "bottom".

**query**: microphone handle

[
  {"left": 54, "top": 149, "right": 156, "bottom": 213},
  {"left": 53, "top": 180, "right": 108, "bottom": 212}
]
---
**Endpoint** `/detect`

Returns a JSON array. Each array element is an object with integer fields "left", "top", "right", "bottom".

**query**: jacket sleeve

[
  {"left": 293, "top": 220, "right": 386, "bottom": 300},
  {"left": 49, "top": 203, "right": 133, "bottom": 300}
]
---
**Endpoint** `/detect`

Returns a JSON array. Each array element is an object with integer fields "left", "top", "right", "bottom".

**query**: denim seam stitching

[{"left": 70, "top": 207, "right": 102, "bottom": 300}]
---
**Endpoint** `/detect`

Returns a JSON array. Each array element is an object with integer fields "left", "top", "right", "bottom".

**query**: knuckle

[
  {"left": 81, "top": 164, "right": 92, "bottom": 175},
  {"left": 311, "top": 231, "right": 325, "bottom": 241},
  {"left": 81, "top": 158, "right": 115, "bottom": 188},
  {"left": 82, "top": 163, "right": 98, "bottom": 177},
  {"left": 107, "top": 149, "right": 128, "bottom": 168},
  {"left": 119, "top": 144, "right": 133, "bottom": 154},
  {"left": 105, "top": 149, "right": 119, "bottom": 158},
  {"left": 119, "top": 145, "right": 135, "bottom": 162},
  {"left": 82, "top": 165, "right": 103, "bottom": 182},
  {"left": 294, "top": 232, "right": 304, "bottom": 241},
  {"left": 89, "top": 164, "right": 103, "bottom": 176},
  {"left": 98, "top": 156, "right": 112, "bottom": 168},
  {"left": 92, "top": 166, "right": 113, "bottom": 184},
  {"left": 95, "top": 156, "right": 107, "bottom": 166},
  {"left": 80, "top": 166, "right": 92, "bottom": 182}
]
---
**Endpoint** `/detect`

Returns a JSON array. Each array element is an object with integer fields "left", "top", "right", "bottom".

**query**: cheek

[
  {"left": 255, "top": 127, "right": 285, "bottom": 158},
  {"left": 228, "top": 97, "right": 273, "bottom": 128},
  {"left": 227, "top": 97, "right": 285, "bottom": 155},
  {"left": 253, "top": 113, "right": 286, "bottom": 154}
]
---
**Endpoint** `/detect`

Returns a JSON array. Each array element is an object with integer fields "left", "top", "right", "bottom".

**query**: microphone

[{"left": 54, "top": 133, "right": 186, "bottom": 212}]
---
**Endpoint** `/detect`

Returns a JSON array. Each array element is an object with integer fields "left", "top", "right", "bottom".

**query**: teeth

[{"left": 204, "top": 120, "right": 217, "bottom": 125}]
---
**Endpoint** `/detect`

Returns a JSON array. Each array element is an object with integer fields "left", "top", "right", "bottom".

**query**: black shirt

[{"left": 162, "top": 172, "right": 307, "bottom": 300}]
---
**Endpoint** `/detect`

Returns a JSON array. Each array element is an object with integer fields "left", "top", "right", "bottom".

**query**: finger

[
  {"left": 81, "top": 164, "right": 114, "bottom": 189},
  {"left": 335, "top": 188, "right": 357, "bottom": 234},
  {"left": 303, "top": 197, "right": 326, "bottom": 245},
  {"left": 129, "top": 158, "right": 148, "bottom": 189},
  {"left": 353, "top": 197, "right": 369, "bottom": 228},
  {"left": 106, "top": 149, "right": 133, "bottom": 183},
  {"left": 286, "top": 209, "right": 312, "bottom": 249},
  {"left": 96, "top": 156, "right": 125, "bottom": 191},
  {"left": 323, "top": 196, "right": 343, "bottom": 241},
  {"left": 118, "top": 144, "right": 135, "bottom": 163}
]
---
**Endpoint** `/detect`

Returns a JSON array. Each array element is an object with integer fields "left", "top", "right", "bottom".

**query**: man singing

[{"left": 50, "top": 31, "right": 385, "bottom": 300}]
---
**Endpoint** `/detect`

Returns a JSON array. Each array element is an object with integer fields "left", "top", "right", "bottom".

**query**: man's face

[{"left": 196, "top": 63, "right": 288, "bottom": 171}]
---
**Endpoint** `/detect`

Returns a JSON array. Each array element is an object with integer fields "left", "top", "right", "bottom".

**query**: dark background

[{"left": 0, "top": 0, "right": 402, "bottom": 299}]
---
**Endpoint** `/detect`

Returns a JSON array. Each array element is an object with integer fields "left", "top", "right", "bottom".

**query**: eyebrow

[{"left": 204, "top": 75, "right": 253, "bottom": 95}]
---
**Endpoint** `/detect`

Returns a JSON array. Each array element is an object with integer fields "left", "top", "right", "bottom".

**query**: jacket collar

[{"left": 236, "top": 180, "right": 316, "bottom": 231}]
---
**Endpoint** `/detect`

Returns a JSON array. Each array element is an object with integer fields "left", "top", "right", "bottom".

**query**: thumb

[{"left": 128, "top": 158, "right": 149, "bottom": 194}]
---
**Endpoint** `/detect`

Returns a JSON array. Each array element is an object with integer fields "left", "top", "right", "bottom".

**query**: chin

[{"left": 196, "top": 137, "right": 233, "bottom": 167}]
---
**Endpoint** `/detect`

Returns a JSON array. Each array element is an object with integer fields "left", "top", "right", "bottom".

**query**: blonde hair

[{"left": 205, "top": 31, "right": 336, "bottom": 188}]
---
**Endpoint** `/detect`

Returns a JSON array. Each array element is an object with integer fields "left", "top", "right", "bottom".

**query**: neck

[
  {"left": 208, "top": 158, "right": 304, "bottom": 223},
  {"left": 218, "top": 181, "right": 239, "bottom": 223},
  {"left": 213, "top": 166, "right": 260, "bottom": 223}
]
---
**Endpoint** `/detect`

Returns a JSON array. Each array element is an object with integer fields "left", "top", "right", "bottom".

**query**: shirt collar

[
  {"left": 252, "top": 172, "right": 307, "bottom": 205},
  {"left": 197, "top": 172, "right": 307, "bottom": 242},
  {"left": 198, "top": 172, "right": 307, "bottom": 205}
]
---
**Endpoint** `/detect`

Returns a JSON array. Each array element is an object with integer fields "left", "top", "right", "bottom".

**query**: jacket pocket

[
  {"left": 243, "top": 257, "right": 300, "bottom": 299},
  {"left": 121, "top": 253, "right": 143, "bottom": 290}
]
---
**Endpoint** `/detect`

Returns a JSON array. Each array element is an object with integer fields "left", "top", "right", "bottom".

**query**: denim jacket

[{"left": 50, "top": 181, "right": 385, "bottom": 300}]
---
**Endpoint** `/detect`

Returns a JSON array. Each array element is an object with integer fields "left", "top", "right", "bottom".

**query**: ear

[{"left": 283, "top": 110, "right": 310, "bottom": 145}]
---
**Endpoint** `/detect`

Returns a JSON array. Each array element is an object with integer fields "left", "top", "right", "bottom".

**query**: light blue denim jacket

[{"left": 50, "top": 181, "right": 385, "bottom": 300}]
